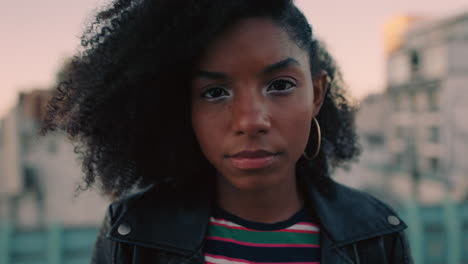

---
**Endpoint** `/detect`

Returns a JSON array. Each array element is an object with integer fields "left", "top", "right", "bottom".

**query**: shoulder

[
  {"left": 105, "top": 186, "right": 151, "bottom": 221},
  {"left": 106, "top": 183, "right": 183, "bottom": 222},
  {"left": 306, "top": 178, "right": 408, "bottom": 244},
  {"left": 313, "top": 178, "right": 403, "bottom": 219},
  {"left": 329, "top": 180, "right": 401, "bottom": 218},
  {"left": 91, "top": 186, "right": 161, "bottom": 264},
  {"left": 308, "top": 179, "right": 413, "bottom": 263}
]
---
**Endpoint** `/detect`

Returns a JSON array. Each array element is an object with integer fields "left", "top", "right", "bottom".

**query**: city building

[
  {"left": 386, "top": 11, "right": 468, "bottom": 202},
  {"left": 336, "top": 11, "right": 468, "bottom": 204},
  {"left": 0, "top": 90, "right": 109, "bottom": 227}
]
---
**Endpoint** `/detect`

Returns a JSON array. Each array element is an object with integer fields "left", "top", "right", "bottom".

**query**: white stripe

[
  {"left": 205, "top": 255, "right": 250, "bottom": 264},
  {"left": 285, "top": 223, "right": 320, "bottom": 232},
  {"left": 210, "top": 217, "right": 243, "bottom": 228}
]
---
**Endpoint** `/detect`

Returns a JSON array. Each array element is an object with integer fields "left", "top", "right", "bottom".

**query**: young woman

[{"left": 43, "top": 0, "right": 412, "bottom": 263}]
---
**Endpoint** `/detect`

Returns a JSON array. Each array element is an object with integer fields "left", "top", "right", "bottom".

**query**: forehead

[{"left": 198, "top": 18, "right": 309, "bottom": 71}]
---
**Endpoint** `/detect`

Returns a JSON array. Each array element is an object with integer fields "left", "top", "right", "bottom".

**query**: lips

[
  {"left": 231, "top": 150, "right": 276, "bottom": 158},
  {"left": 228, "top": 150, "right": 279, "bottom": 170}
]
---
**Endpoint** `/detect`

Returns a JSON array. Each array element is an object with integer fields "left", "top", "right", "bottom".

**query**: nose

[{"left": 231, "top": 91, "right": 271, "bottom": 136}]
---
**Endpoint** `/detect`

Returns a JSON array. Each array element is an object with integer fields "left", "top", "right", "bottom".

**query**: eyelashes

[
  {"left": 266, "top": 79, "right": 296, "bottom": 94},
  {"left": 200, "top": 78, "right": 297, "bottom": 101},
  {"left": 201, "top": 87, "right": 230, "bottom": 100}
]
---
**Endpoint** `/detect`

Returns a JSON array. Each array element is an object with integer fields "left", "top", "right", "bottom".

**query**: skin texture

[{"left": 191, "top": 18, "right": 327, "bottom": 223}]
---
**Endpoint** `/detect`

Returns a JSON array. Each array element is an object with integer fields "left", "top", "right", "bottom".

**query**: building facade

[
  {"left": 0, "top": 90, "right": 109, "bottom": 228},
  {"left": 386, "top": 11, "right": 468, "bottom": 202},
  {"left": 336, "top": 12, "right": 468, "bottom": 204}
]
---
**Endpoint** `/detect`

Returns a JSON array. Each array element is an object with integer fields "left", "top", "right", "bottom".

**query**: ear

[{"left": 312, "top": 70, "right": 329, "bottom": 117}]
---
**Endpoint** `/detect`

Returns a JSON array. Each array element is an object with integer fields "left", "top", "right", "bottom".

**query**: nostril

[
  {"left": 231, "top": 105, "right": 271, "bottom": 136},
  {"left": 235, "top": 128, "right": 267, "bottom": 136}
]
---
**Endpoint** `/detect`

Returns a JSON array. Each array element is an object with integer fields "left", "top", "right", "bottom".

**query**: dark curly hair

[{"left": 42, "top": 0, "right": 360, "bottom": 199}]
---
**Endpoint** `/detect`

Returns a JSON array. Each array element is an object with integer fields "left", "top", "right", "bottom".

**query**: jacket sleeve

[
  {"left": 391, "top": 230, "right": 413, "bottom": 264},
  {"left": 91, "top": 205, "right": 115, "bottom": 264}
]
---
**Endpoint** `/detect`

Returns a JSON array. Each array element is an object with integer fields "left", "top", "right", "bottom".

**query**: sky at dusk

[{"left": 1, "top": 0, "right": 468, "bottom": 117}]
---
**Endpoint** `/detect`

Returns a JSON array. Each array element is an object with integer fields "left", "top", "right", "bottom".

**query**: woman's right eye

[{"left": 201, "top": 87, "right": 230, "bottom": 100}]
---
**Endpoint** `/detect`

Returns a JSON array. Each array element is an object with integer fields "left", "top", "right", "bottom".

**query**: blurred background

[{"left": 1, "top": 0, "right": 468, "bottom": 263}]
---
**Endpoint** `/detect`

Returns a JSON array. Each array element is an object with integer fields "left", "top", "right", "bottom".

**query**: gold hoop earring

[{"left": 303, "top": 117, "right": 321, "bottom": 160}]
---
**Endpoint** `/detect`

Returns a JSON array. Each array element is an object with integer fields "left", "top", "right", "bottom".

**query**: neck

[{"left": 216, "top": 172, "right": 303, "bottom": 224}]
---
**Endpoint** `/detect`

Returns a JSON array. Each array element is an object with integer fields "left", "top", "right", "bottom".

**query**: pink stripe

[
  {"left": 206, "top": 236, "right": 320, "bottom": 248},
  {"left": 205, "top": 253, "right": 319, "bottom": 264},
  {"left": 211, "top": 218, "right": 319, "bottom": 227},
  {"left": 275, "top": 229, "right": 319, "bottom": 234}
]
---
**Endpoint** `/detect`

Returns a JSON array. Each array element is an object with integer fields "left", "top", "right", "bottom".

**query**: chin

[{"left": 222, "top": 171, "right": 281, "bottom": 192}]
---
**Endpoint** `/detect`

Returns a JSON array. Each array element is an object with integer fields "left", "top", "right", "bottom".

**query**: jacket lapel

[
  {"left": 303, "top": 176, "right": 406, "bottom": 245},
  {"left": 301, "top": 176, "right": 407, "bottom": 263},
  {"left": 107, "top": 185, "right": 212, "bottom": 258},
  {"left": 320, "top": 232, "right": 354, "bottom": 264}
]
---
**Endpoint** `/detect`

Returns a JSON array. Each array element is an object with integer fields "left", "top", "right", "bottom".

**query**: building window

[
  {"left": 23, "top": 166, "right": 40, "bottom": 191},
  {"left": 410, "top": 50, "right": 421, "bottom": 74},
  {"left": 429, "top": 126, "right": 440, "bottom": 143},
  {"left": 428, "top": 157, "right": 439, "bottom": 172},
  {"left": 365, "top": 133, "right": 385, "bottom": 146}
]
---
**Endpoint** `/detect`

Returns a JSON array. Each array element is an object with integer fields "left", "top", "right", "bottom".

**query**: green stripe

[{"left": 208, "top": 225, "right": 319, "bottom": 244}]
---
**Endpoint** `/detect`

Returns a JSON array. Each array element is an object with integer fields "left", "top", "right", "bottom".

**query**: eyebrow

[
  {"left": 194, "top": 70, "right": 228, "bottom": 80},
  {"left": 194, "top": 58, "right": 301, "bottom": 80},
  {"left": 262, "top": 58, "right": 301, "bottom": 75}
]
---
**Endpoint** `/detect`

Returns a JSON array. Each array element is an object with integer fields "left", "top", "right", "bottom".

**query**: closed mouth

[
  {"left": 227, "top": 150, "right": 281, "bottom": 170},
  {"left": 229, "top": 150, "right": 279, "bottom": 158}
]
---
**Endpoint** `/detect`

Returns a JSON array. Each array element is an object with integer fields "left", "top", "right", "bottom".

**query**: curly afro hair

[{"left": 43, "top": 0, "right": 360, "bottom": 199}]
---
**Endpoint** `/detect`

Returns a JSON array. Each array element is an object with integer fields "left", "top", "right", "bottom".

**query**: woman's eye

[
  {"left": 201, "top": 87, "right": 230, "bottom": 100},
  {"left": 267, "top": 79, "right": 296, "bottom": 93}
]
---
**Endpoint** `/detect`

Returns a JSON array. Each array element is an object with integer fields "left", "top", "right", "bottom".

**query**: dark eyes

[
  {"left": 201, "top": 87, "right": 230, "bottom": 100},
  {"left": 267, "top": 79, "right": 296, "bottom": 93},
  {"left": 200, "top": 79, "right": 296, "bottom": 100}
]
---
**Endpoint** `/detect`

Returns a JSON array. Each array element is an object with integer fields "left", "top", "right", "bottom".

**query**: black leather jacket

[{"left": 91, "top": 177, "right": 413, "bottom": 264}]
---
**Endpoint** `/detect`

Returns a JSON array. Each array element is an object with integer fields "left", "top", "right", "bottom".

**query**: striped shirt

[{"left": 204, "top": 207, "right": 321, "bottom": 264}]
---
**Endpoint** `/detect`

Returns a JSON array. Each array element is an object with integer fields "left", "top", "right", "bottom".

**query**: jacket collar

[
  {"left": 107, "top": 177, "right": 406, "bottom": 256},
  {"left": 301, "top": 176, "right": 406, "bottom": 247},
  {"left": 107, "top": 185, "right": 212, "bottom": 257}
]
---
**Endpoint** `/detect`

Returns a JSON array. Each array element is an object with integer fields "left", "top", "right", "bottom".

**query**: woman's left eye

[{"left": 266, "top": 79, "right": 296, "bottom": 93}]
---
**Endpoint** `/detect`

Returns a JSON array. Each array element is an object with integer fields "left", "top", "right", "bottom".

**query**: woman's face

[{"left": 191, "top": 18, "right": 326, "bottom": 191}]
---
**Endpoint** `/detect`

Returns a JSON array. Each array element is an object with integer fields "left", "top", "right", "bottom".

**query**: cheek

[
  {"left": 275, "top": 96, "right": 313, "bottom": 159},
  {"left": 191, "top": 109, "right": 209, "bottom": 149},
  {"left": 191, "top": 106, "right": 223, "bottom": 160},
  {"left": 286, "top": 110, "right": 312, "bottom": 157}
]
